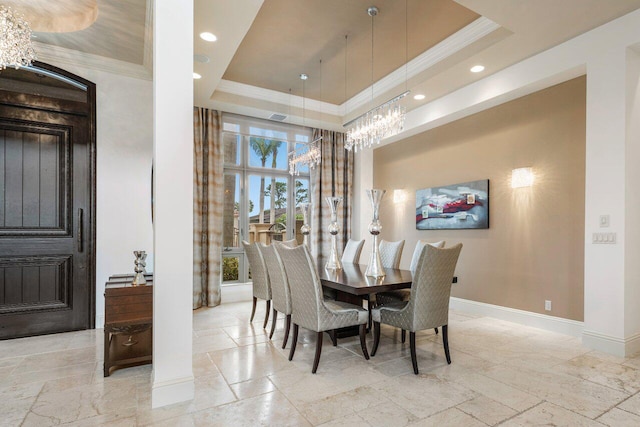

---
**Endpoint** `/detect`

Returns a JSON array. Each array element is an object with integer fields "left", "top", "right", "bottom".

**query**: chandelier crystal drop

[
  {"left": 344, "top": 4, "right": 408, "bottom": 152},
  {"left": 0, "top": 6, "right": 36, "bottom": 70},
  {"left": 345, "top": 92, "right": 407, "bottom": 152},
  {"left": 288, "top": 137, "right": 321, "bottom": 176}
]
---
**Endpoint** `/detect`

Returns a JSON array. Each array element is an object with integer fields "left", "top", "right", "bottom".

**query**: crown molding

[
  {"left": 343, "top": 17, "right": 500, "bottom": 114},
  {"left": 215, "top": 79, "right": 343, "bottom": 116},
  {"left": 33, "top": 41, "right": 152, "bottom": 81},
  {"left": 215, "top": 16, "right": 499, "bottom": 120}
]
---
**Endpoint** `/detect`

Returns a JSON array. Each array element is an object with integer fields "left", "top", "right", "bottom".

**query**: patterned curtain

[
  {"left": 310, "top": 129, "right": 354, "bottom": 259},
  {"left": 193, "top": 107, "right": 223, "bottom": 309}
]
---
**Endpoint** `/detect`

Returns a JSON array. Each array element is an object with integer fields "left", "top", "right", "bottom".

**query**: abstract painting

[{"left": 415, "top": 179, "right": 489, "bottom": 230}]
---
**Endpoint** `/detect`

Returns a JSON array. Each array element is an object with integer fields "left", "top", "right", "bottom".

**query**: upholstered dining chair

[
  {"left": 371, "top": 243, "right": 462, "bottom": 374},
  {"left": 377, "top": 240, "right": 446, "bottom": 306},
  {"left": 276, "top": 244, "right": 370, "bottom": 373},
  {"left": 260, "top": 243, "right": 293, "bottom": 348},
  {"left": 281, "top": 238, "right": 298, "bottom": 248},
  {"left": 341, "top": 239, "right": 365, "bottom": 264},
  {"left": 379, "top": 239, "right": 405, "bottom": 269},
  {"left": 242, "top": 241, "right": 271, "bottom": 329}
]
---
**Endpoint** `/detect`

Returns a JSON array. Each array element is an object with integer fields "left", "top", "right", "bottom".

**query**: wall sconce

[
  {"left": 511, "top": 167, "right": 534, "bottom": 188},
  {"left": 393, "top": 189, "right": 406, "bottom": 204}
]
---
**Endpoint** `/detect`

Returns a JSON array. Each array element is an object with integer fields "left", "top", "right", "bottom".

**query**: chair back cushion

[
  {"left": 275, "top": 245, "right": 323, "bottom": 330},
  {"left": 260, "top": 243, "right": 292, "bottom": 314},
  {"left": 341, "top": 239, "right": 365, "bottom": 264},
  {"left": 409, "top": 240, "right": 445, "bottom": 273},
  {"left": 409, "top": 243, "right": 462, "bottom": 330},
  {"left": 242, "top": 241, "right": 271, "bottom": 300},
  {"left": 280, "top": 238, "right": 298, "bottom": 248},
  {"left": 379, "top": 240, "right": 405, "bottom": 269}
]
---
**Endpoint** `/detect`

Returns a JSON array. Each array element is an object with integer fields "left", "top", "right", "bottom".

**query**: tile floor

[{"left": 2, "top": 302, "right": 640, "bottom": 426}]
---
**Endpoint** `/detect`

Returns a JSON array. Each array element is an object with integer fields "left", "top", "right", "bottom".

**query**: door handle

[{"left": 77, "top": 208, "right": 84, "bottom": 253}]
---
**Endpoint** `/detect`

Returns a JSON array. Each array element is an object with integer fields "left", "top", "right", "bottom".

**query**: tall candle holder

[
  {"left": 325, "top": 196, "right": 343, "bottom": 270},
  {"left": 299, "top": 202, "right": 311, "bottom": 247},
  {"left": 132, "top": 250, "right": 147, "bottom": 285},
  {"left": 365, "top": 189, "right": 386, "bottom": 278}
]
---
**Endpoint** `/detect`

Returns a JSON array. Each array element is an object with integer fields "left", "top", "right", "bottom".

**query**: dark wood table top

[{"left": 318, "top": 261, "right": 413, "bottom": 296}]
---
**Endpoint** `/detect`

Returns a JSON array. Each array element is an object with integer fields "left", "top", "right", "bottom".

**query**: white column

[
  {"left": 582, "top": 45, "right": 629, "bottom": 356},
  {"left": 624, "top": 49, "right": 640, "bottom": 346},
  {"left": 151, "top": 0, "right": 194, "bottom": 407}
]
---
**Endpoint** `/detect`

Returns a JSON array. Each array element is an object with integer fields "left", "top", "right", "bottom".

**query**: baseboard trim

[
  {"left": 151, "top": 375, "right": 195, "bottom": 408},
  {"left": 582, "top": 330, "right": 640, "bottom": 357},
  {"left": 449, "top": 297, "right": 584, "bottom": 337},
  {"left": 221, "top": 283, "right": 252, "bottom": 303}
]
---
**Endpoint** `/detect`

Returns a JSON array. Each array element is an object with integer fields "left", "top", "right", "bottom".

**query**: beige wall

[{"left": 374, "top": 76, "right": 586, "bottom": 321}]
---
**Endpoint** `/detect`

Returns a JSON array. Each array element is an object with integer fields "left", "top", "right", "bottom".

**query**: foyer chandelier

[
  {"left": 289, "top": 73, "right": 322, "bottom": 176},
  {"left": 0, "top": 5, "right": 36, "bottom": 70},
  {"left": 344, "top": 5, "right": 408, "bottom": 152}
]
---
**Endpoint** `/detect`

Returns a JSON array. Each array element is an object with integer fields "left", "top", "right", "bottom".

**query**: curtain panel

[
  {"left": 193, "top": 107, "right": 223, "bottom": 309},
  {"left": 310, "top": 129, "right": 354, "bottom": 260}
]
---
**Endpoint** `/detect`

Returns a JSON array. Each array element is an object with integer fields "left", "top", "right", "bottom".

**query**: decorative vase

[
  {"left": 325, "top": 197, "right": 343, "bottom": 270},
  {"left": 365, "top": 189, "right": 386, "bottom": 278},
  {"left": 132, "top": 250, "right": 147, "bottom": 286},
  {"left": 299, "top": 202, "right": 311, "bottom": 247}
]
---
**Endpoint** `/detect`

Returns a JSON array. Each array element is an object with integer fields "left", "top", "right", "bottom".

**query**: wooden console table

[{"left": 103, "top": 274, "right": 153, "bottom": 377}]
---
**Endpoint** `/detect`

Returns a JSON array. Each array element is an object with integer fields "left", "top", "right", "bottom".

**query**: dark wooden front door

[{"left": 0, "top": 64, "right": 96, "bottom": 339}]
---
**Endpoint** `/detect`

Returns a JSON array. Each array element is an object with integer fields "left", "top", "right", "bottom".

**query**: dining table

[{"left": 316, "top": 260, "right": 457, "bottom": 338}]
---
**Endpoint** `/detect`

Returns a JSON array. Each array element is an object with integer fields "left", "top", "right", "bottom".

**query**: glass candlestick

[
  {"left": 365, "top": 189, "right": 386, "bottom": 278},
  {"left": 325, "top": 196, "right": 343, "bottom": 270},
  {"left": 132, "top": 250, "right": 147, "bottom": 285},
  {"left": 299, "top": 202, "right": 311, "bottom": 247}
]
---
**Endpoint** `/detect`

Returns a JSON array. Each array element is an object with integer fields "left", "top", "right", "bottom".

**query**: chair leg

[
  {"left": 443, "top": 324, "right": 451, "bottom": 364},
  {"left": 312, "top": 331, "right": 323, "bottom": 374},
  {"left": 288, "top": 324, "right": 299, "bottom": 361},
  {"left": 371, "top": 321, "right": 381, "bottom": 356},
  {"left": 250, "top": 297, "right": 257, "bottom": 323},
  {"left": 359, "top": 324, "right": 370, "bottom": 360},
  {"left": 410, "top": 332, "right": 419, "bottom": 375},
  {"left": 263, "top": 300, "right": 271, "bottom": 329},
  {"left": 401, "top": 329, "right": 406, "bottom": 343},
  {"left": 434, "top": 327, "right": 439, "bottom": 335},
  {"left": 269, "top": 309, "right": 278, "bottom": 339},
  {"left": 282, "top": 314, "right": 291, "bottom": 349},
  {"left": 367, "top": 299, "right": 374, "bottom": 331},
  {"left": 330, "top": 330, "right": 337, "bottom": 346}
]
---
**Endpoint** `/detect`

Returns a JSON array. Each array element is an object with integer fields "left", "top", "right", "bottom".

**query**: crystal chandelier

[
  {"left": 344, "top": 5, "right": 408, "bottom": 152},
  {"left": 0, "top": 6, "right": 36, "bottom": 70},
  {"left": 288, "top": 72, "right": 322, "bottom": 175}
]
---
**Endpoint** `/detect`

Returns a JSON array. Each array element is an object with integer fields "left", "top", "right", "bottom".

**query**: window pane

[
  {"left": 248, "top": 136, "right": 288, "bottom": 170},
  {"left": 223, "top": 133, "right": 240, "bottom": 165},
  {"left": 248, "top": 174, "right": 287, "bottom": 244},
  {"left": 222, "top": 255, "right": 240, "bottom": 283},
  {"left": 223, "top": 173, "right": 240, "bottom": 248},
  {"left": 295, "top": 178, "right": 309, "bottom": 245}
]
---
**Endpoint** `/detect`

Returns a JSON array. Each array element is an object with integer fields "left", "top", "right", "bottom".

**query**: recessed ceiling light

[
  {"left": 200, "top": 32, "right": 217, "bottom": 42},
  {"left": 413, "top": 94, "right": 425, "bottom": 100},
  {"left": 193, "top": 72, "right": 202, "bottom": 79},
  {"left": 194, "top": 54, "right": 210, "bottom": 63},
  {"left": 470, "top": 65, "right": 485, "bottom": 73}
]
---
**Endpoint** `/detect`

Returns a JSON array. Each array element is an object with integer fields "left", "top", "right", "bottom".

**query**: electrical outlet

[{"left": 545, "top": 300, "right": 552, "bottom": 311}]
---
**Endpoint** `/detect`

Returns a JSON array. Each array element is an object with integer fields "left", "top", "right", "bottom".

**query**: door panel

[{"left": 0, "top": 64, "right": 94, "bottom": 339}]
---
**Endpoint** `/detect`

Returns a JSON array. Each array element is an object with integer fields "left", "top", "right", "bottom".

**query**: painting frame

[{"left": 415, "top": 179, "right": 489, "bottom": 230}]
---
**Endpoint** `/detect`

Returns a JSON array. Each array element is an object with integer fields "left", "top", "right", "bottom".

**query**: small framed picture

[{"left": 467, "top": 194, "right": 475, "bottom": 204}]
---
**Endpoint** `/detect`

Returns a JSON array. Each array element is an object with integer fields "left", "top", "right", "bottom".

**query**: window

[{"left": 221, "top": 114, "right": 312, "bottom": 284}]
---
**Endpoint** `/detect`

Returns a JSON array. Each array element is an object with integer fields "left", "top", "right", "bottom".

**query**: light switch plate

[{"left": 600, "top": 215, "right": 610, "bottom": 228}]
